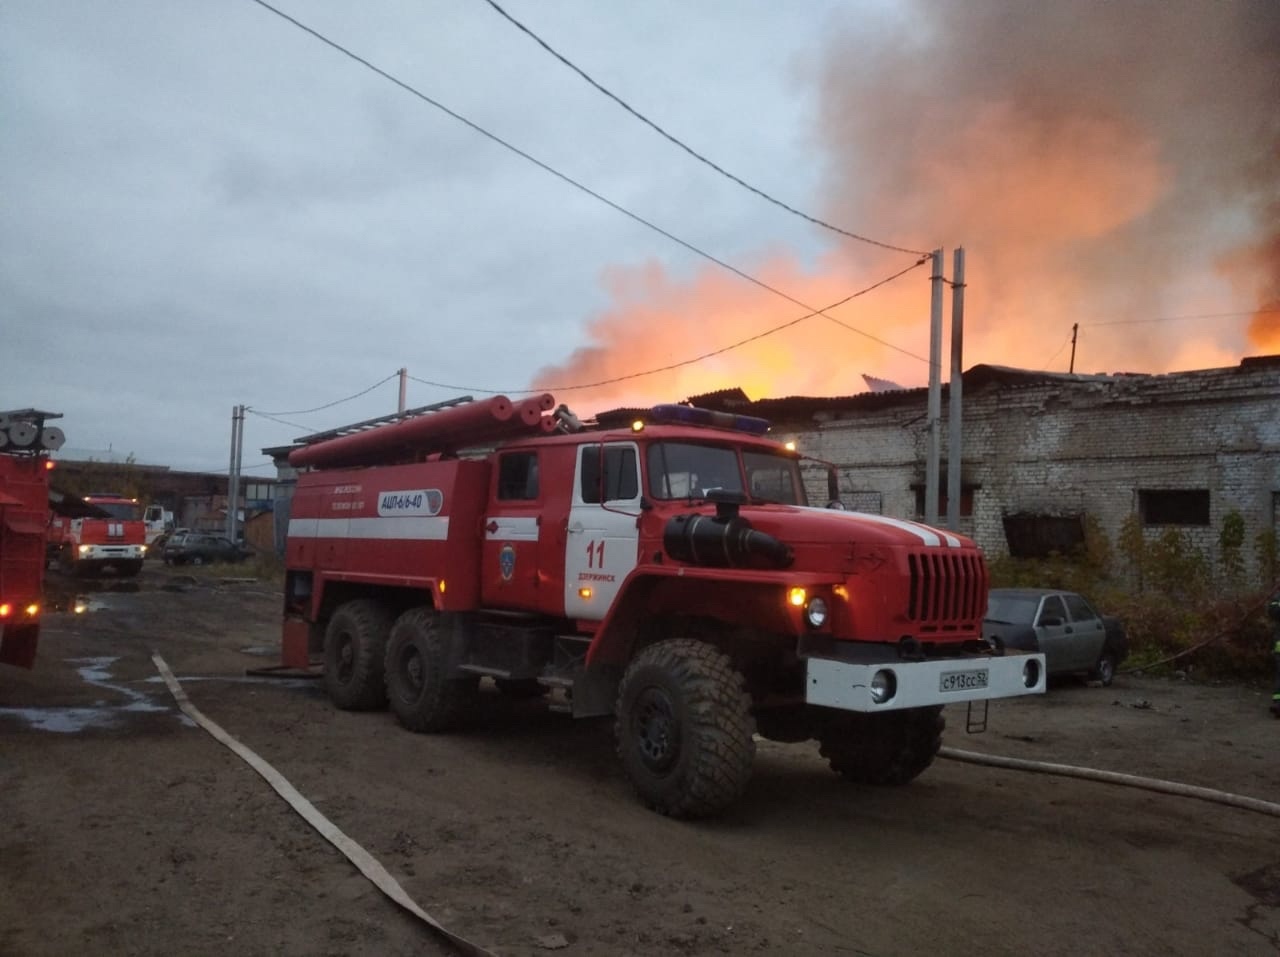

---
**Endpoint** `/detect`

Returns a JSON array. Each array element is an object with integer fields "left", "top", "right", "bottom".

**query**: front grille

[{"left": 906, "top": 550, "right": 986, "bottom": 627}]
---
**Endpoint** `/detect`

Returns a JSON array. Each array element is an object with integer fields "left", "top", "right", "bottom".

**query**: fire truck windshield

[
  {"left": 646, "top": 442, "right": 806, "bottom": 505},
  {"left": 95, "top": 502, "right": 143, "bottom": 521}
]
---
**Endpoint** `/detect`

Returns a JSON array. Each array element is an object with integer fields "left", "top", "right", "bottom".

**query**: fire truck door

[
  {"left": 564, "top": 442, "right": 641, "bottom": 620},
  {"left": 482, "top": 450, "right": 543, "bottom": 610}
]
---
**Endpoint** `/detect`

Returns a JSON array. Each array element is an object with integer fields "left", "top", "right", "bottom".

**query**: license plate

[{"left": 940, "top": 669, "right": 988, "bottom": 692}]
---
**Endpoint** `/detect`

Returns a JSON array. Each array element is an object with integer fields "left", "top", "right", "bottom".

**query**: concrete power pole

[
  {"left": 226, "top": 404, "right": 244, "bottom": 542},
  {"left": 925, "top": 248, "right": 944, "bottom": 528},
  {"left": 398, "top": 367, "right": 408, "bottom": 415},
  {"left": 946, "top": 248, "right": 966, "bottom": 532}
]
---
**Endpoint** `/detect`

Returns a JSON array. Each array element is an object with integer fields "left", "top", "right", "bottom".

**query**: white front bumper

[
  {"left": 806, "top": 652, "right": 1046, "bottom": 712},
  {"left": 77, "top": 545, "right": 144, "bottom": 562}
]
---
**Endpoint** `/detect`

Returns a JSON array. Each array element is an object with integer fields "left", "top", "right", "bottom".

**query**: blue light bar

[{"left": 649, "top": 404, "right": 771, "bottom": 435}]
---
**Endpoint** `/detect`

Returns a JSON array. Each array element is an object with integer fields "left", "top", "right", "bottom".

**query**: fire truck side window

[
  {"left": 497, "top": 452, "right": 539, "bottom": 501},
  {"left": 581, "top": 446, "right": 638, "bottom": 504}
]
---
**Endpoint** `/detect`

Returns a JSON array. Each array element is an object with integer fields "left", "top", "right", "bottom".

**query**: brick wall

[{"left": 778, "top": 359, "right": 1280, "bottom": 580}]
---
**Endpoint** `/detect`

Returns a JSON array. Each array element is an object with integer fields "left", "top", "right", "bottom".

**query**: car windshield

[
  {"left": 645, "top": 442, "right": 806, "bottom": 505},
  {"left": 986, "top": 595, "right": 1041, "bottom": 624}
]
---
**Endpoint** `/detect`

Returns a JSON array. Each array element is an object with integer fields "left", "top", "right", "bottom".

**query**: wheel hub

[
  {"left": 633, "top": 687, "right": 679, "bottom": 772},
  {"left": 402, "top": 647, "right": 424, "bottom": 692},
  {"left": 336, "top": 636, "right": 354, "bottom": 680}
]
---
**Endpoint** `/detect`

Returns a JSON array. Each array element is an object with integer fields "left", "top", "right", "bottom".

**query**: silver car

[{"left": 984, "top": 588, "right": 1128, "bottom": 686}]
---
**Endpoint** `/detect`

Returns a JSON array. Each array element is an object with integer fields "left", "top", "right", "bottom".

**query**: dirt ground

[{"left": 2, "top": 564, "right": 1277, "bottom": 957}]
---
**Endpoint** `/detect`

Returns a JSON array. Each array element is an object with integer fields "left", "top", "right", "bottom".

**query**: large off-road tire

[
  {"left": 384, "top": 608, "right": 478, "bottom": 732},
  {"left": 817, "top": 706, "right": 944, "bottom": 786},
  {"left": 322, "top": 599, "right": 394, "bottom": 711},
  {"left": 615, "top": 639, "right": 756, "bottom": 819}
]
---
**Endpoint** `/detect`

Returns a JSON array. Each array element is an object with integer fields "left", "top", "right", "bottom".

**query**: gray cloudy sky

[{"left": 4, "top": 0, "right": 1277, "bottom": 474}]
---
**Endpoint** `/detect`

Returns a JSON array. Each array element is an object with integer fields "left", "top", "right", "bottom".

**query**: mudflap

[{"left": 0, "top": 623, "right": 39, "bottom": 669}]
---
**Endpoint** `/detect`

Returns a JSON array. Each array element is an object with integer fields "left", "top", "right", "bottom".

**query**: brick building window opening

[
  {"left": 1138, "top": 489, "right": 1209, "bottom": 526},
  {"left": 1003, "top": 514, "right": 1086, "bottom": 560},
  {"left": 913, "top": 485, "right": 974, "bottom": 519}
]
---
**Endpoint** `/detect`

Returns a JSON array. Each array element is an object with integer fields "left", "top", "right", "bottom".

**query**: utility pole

[
  {"left": 398, "top": 367, "right": 408, "bottom": 415},
  {"left": 1069, "top": 323, "right": 1079, "bottom": 373},
  {"left": 226, "top": 404, "right": 244, "bottom": 542},
  {"left": 946, "top": 247, "right": 965, "bottom": 532},
  {"left": 925, "top": 248, "right": 944, "bottom": 528}
]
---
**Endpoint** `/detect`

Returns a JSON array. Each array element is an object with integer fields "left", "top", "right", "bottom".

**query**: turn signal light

[
  {"left": 0, "top": 603, "right": 10, "bottom": 618},
  {"left": 25, "top": 603, "right": 39, "bottom": 617},
  {"left": 788, "top": 587, "right": 806, "bottom": 607},
  {"left": 578, "top": 587, "right": 592, "bottom": 600}
]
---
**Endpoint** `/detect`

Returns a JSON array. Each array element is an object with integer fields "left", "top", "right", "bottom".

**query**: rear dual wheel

[
  {"left": 322, "top": 600, "right": 394, "bottom": 710},
  {"left": 384, "top": 608, "right": 478, "bottom": 732}
]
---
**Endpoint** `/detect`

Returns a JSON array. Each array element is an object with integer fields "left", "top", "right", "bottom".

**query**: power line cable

[
  {"left": 1084, "top": 308, "right": 1280, "bottom": 327},
  {"left": 1042, "top": 332, "right": 1074, "bottom": 371},
  {"left": 246, "top": 408, "right": 313, "bottom": 432},
  {"left": 253, "top": 373, "right": 399, "bottom": 416},
  {"left": 244, "top": 1, "right": 928, "bottom": 362},
  {"left": 477, "top": 0, "right": 928, "bottom": 257},
  {"left": 407, "top": 257, "right": 929, "bottom": 394}
]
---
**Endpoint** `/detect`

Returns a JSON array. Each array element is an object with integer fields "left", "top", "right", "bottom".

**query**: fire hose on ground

[{"left": 939, "top": 747, "right": 1280, "bottom": 818}]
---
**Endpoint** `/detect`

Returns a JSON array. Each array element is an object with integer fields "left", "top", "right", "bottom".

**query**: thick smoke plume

[{"left": 532, "top": 0, "right": 1280, "bottom": 409}]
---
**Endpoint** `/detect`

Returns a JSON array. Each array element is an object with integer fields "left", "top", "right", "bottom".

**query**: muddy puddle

[{"left": 0, "top": 655, "right": 183, "bottom": 733}]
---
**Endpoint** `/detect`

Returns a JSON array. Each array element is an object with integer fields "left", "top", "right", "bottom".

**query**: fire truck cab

[{"left": 281, "top": 397, "right": 1046, "bottom": 817}]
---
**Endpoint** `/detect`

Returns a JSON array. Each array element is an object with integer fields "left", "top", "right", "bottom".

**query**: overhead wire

[
  {"left": 1083, "top": 307, "right": 1279, "bottom": 327},
  {"left": 254, "top": 372, "right": 399, "bottom": 416},
  {"left": 246, "top": 408, "right": 313, "bottom": 432},
  {"left": 244, "top": 0, "right": 927, "bottom": 364},
  {"left": 406, "top": 257, "right": 929, "bottom": 395},
  {"left": 477, "top": 0, "right": 928, "bottom": 257}
]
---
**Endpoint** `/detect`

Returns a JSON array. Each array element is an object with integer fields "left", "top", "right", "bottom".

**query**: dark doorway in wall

[{"left": 1002, "top": 513, "right": 1085, "bottom": 558}]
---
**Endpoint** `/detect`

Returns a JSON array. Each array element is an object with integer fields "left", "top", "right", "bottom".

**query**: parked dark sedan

[
  {"left": 984, "top": 588, "right": 1128, "bottom": 686},
  {"left": 162, "top": 532, "right": 253, "bottom": 566}
]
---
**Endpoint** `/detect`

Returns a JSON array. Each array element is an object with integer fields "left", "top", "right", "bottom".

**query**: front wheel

[
  {"left": 615, "top": 639, "right": 756, "bottom": 819},
  {"left": 384, "top": 608, "right": 478, "bottom": 732},
  {"left": 817, "top": 706, "right": 944, "bottom": 786}
]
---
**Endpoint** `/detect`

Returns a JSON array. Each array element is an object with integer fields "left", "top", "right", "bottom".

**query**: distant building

[{"left": 698, "top": 355, "right": 1280, "bottom": 578}]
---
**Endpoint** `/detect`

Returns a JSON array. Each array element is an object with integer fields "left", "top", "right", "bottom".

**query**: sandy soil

[{"left": 2, "top": 565, "right": 1277, "bottom": 957}]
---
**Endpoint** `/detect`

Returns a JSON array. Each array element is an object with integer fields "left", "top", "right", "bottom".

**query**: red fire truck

[
  {"left": 48, "top": 492, "right": 148, "bottom": 577},
  {"left": 0, "top": 409, "right": 64, "bottom": 669},
  {"left": 281, "top": 396, "right": 1046, "bottom": 817}
]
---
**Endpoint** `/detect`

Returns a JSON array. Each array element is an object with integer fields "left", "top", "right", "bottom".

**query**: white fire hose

[{"left": 940, "top": 746, "right": 1280, "bottom": 818}]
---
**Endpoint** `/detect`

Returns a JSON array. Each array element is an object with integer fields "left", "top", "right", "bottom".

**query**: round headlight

[
  {"left": 870, "top": 669, "right": 897, "bottom": 704},
  {"left": 78, "top": 545, "right": 91, "bottom": 555},
  {"left": 805, "top": 596, "right": 828, "bottom": 628},
  {"left": 1023, "top": 659, "right": 1041, "bottom": 688}
]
